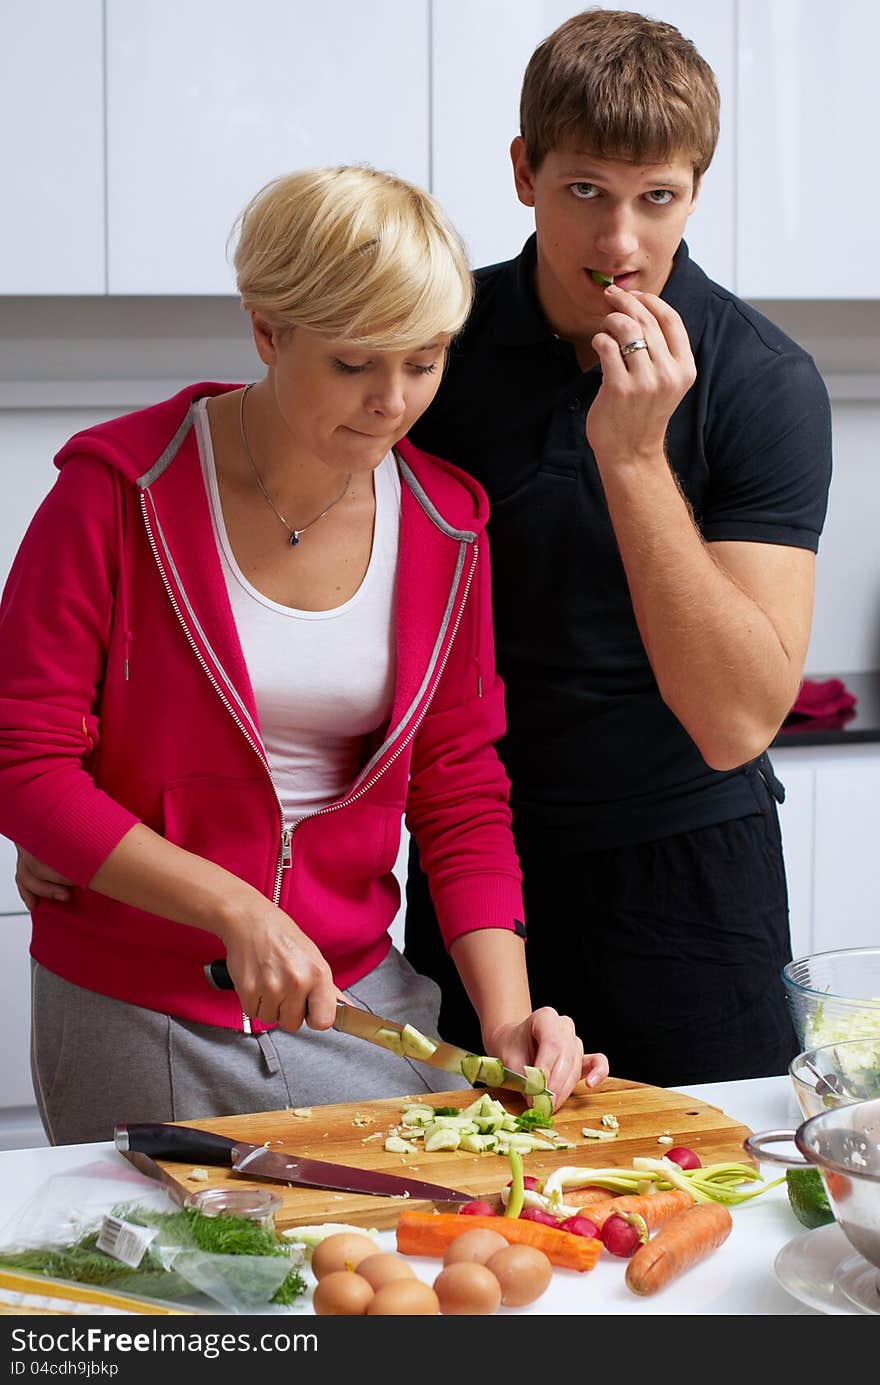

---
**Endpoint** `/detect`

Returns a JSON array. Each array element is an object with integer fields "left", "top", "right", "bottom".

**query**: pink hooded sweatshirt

[{"left": 0, "top": 383, "right": 524, "bottom": 1031}]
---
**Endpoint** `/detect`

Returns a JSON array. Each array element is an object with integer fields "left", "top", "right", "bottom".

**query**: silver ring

[{"left": 620, "top": 338, "right": 649, "bottom": 358}]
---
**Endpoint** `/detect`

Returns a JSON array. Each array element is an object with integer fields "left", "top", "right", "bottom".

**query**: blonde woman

[{"left": 0, "top": 166, "right": 607, "bottom": 1143}]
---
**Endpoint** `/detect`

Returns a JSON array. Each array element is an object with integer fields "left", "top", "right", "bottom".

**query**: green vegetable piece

[
  {"left": 460, "top": 1054, "right": 481, "bottom": 1085},
  {"left": 529, "top": 1090, "right": 553, "bottom": 1118},
  {"left": 432, "top": 1106, "right": 460, "bottom": 1117},
  {"left": 372, "top": 1026, "right": 404, "bottom": 1057},
  {"left": 590, "top": 269, "right": 614, "bottom": 287},
  {"left": 786, "top": 1168, "right": 835, "bottom": 1229},
  {"left": 523, "top": 1066, "right": 547, "bottom": 1097},
  {"left": 515, "top": 1110, "right": 553, "bottom": 1131},
  {"left": 505, "top": 1147, "right": 525, "bottom": 1219},
  {"left": 424, "top": 1126, "right": 462, "bottom": 1153},
  {"left": 400, "top": 1023, "right": 438, "bottom": 1061},
  {"left": 477, "top": 1057, "right": 506, "bottom": 1087}
]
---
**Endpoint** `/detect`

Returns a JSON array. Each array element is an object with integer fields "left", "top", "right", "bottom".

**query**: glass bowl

[
  {"left": 790, "top": 1035, "right": 880, "bottom": 1120},
  {"left": 782, "top": 947, "right": 880, "bottom": 1052}
]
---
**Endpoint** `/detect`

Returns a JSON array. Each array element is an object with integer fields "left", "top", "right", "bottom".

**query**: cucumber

[
  {"left": 459, "top": 1054, "right": 481, "bottom": 1085},
  {"left": 424, "top": 1127, "right": 462, "bottom": 1153},
  {"left": 523, "top": 1066, "right": 548, "bottom": 1097},
  {"left": 590, "top": 269, "right": 614, "bottom": 287},
  {"left": 476, "top": 1057, "right": 506, "bottom": 1087},
  {"left": 530, "top": 1090, "right": 554, "bottom": 1119},
  {"left": 372, "top": 1026, "right": 404, "bottom": 1057},
  {"left": 399, "top": 1023, "right": 438, "bottom": 1061}
]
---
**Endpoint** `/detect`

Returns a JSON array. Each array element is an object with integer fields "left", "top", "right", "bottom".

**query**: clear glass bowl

[
  {"left": 782, "top": 947, "right": 880, "bottom": 1052},
  {"left": 790, "top": 1035, "right": 880, "bottom": 1119}
]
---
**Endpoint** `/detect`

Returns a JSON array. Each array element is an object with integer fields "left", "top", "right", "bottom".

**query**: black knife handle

[
  {"left": 205, "top": 958, "right": 234, "bottom": 990},
  {"left": 115, "top": 1121, "right": 237, "bottom": 1165}
]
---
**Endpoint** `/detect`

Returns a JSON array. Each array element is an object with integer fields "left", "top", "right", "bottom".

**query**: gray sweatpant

[{"left": 31, "top": 947, "right": 468, "bottom": 1145}]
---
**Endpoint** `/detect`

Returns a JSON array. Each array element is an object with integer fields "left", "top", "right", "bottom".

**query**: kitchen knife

[
  {"left": 204, "top": 958, "right": 551, "bottom": 1100},
  {"left": 115, "top": 1123, "right": 475, "bottom": 1204}
]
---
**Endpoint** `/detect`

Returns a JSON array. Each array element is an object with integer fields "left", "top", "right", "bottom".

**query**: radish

[
  {"left": 665, "top": 1146, "right": 701, "bottom": 1170},
  {"left": 506, "top": 1175, "right": 542, "bottom": 1192},
  {"left": 559, "top": 1214, "right": 600, "bottom": 1240},
  {"left": 601, "top": 1214, "right": 646, "bottom": 1258},
  {"left": 518, "top": 1207, "right": 559, "bottom": 1227},
  {"left": 459, "top": 1200, "right": 497, "bottom": 1217}
]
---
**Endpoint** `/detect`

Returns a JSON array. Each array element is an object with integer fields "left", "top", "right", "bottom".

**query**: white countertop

[{"left": 0, "top": 1077, "right": 842, "bottom": 1316}]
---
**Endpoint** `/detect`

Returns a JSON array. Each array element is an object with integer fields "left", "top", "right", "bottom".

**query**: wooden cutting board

[{"left": 156, "top": 1077, "right": 754, "bottom": 1232}]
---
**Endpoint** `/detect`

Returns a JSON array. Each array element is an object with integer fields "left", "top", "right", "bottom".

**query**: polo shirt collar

[{"left": 492, "top": 233, "right": 712, "bottom": 354}]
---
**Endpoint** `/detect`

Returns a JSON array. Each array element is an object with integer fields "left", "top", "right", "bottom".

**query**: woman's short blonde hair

[{"left": 231, "top": 165, "right": 473, "bottom": 350}]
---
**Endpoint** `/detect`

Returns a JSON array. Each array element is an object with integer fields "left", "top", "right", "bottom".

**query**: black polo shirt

[{"left": 409, "top": 236, "right": 832, "bottom": 849}]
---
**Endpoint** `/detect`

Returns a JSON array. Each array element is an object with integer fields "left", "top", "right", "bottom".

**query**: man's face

[{"left": 511, "top": 138, "right": 700, "bottom": 346}]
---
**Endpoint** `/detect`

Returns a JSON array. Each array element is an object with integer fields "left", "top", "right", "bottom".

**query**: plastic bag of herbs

[{"left": 0, "top": 1162, "right": 306, "bottom": 1313}]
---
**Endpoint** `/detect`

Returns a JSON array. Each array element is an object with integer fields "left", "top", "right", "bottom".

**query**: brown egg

[
  {"left": 485, "top": 1244, "right": 552, "bottom": 1307},
  {"left": 311, "top": 1232, "right": 378, "bottom": 1280},
  {"left": 433, "top": 1262, "right": 502, "bottom": 1316},
  {"left": 443, "top": 1227, "right": 509, "bottom": 1266},
  {"left": 312, "top": 1270, "right": 374, "bottom": 1316},
  {"left": 356, "top": 1252, "right": 415, "bottom": 1290},
  {"left": 366, "top": 1279, "right": 440, "bottom": 1315}
]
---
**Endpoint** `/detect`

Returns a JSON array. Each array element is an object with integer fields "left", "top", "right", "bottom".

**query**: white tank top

[{"left": 194, "top": 398, "right": 400, "bottom": 824}]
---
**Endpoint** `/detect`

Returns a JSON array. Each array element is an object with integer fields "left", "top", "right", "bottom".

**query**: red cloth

[{"left": 788, "top": 677, "right": 857, "bottom": 720}]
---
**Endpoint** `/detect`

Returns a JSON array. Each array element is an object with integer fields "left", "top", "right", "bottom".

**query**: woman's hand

[
  {"left": 15, "top": 847, "right": 72, "bottom": 911},
  {"left": 216, "top": 901, "right": 343, "bottom": 1034},
  {"left": 16, "top": 831, "right": 342, "bottom": 1035},
  {"left": 482, "top": 1007, "right": 609, "bottom": 1112}
]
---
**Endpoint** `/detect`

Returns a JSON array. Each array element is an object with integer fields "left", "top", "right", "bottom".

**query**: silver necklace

[{"left": 238, "top": 383, "right": 352, "bottom": 547}]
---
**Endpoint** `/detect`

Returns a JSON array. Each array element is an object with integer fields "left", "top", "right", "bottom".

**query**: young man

[{"left": 403, "top": 9, "right": 832, "bottom": 1087}]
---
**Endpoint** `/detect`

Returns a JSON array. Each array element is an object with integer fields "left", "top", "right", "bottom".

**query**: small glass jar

[{"left": 184, "top": 1185, "right": 283, "bottom": 1228}]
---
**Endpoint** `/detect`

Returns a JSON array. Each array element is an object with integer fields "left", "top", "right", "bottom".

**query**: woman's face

[{"left": 253, "top": 316, "right": 448, "bottom": 476}]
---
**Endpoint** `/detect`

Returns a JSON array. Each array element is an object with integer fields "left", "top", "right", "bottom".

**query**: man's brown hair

[{"left": 520, "top": 8, "right": 720, "bottom": 178}]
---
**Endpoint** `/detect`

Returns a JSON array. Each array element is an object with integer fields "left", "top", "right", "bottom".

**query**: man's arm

[
  {"left": 589, "top": 284, "right": 821, "bottom": 770},
  {"left": 595, "top": 447, "right": 813, "bottom": 768}
]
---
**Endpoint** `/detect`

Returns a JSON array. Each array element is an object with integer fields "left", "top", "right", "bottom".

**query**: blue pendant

[{"left": 289, "top": 532, "right": 300, "bottom": 546}]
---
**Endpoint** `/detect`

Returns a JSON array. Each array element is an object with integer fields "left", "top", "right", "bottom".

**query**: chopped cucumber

[
  {"left": 400, "top": 1104, "right": 435, "bottom": 1126},
  {"left": 523, "top": 1066, "right": 548, "bottom": 1097},
  {"left": 384, "top": 1135, "right": 419, "bottom": 1154},
  {"left": 372, "top": 1025, "right": 405, "bottom": 1057},
  {"left": 460, "top": 1054, "right": 481, "bottom": 1085},
  {"left": 476, "top": 1057, "right": 505, "bottom": 1087},
  {"left": 399, "top": 1023, "right": 438, "bottom": 1061},
  {"left": 424, "top": 1127, "right": 462, "bottom": 1153}
]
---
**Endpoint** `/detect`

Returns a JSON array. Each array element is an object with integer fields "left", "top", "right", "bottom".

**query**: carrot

[
  {"left": 624, "top": 1203, "right": 733, "bottom": 1296},
  {"left": 586, "top": 1188, "right": 695, "bottom": 1229},
  {"left": 396, "top": 1211, "right": 602, "bottom": 1272},
  {"left": 569, "top": 1186, "right": 617, "bottom": 1207}
]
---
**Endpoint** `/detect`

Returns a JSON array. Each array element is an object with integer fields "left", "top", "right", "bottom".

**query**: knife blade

[
  {"left": 203, "top": 958, "right": 550, "bottom": 1099},
  {"left": 115, "top": 1122, "right": 474, "bottom": 1204}
]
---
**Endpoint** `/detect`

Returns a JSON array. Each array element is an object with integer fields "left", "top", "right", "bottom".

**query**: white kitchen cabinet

[
  {"left": 737, "top": 0, "right": 880, "bottom": 299},
  {"left": 105, "top": 0, "right": 430, "bottom": 294},
  {"left": 771, "top": 743, "right": 880, "bottom": 958},
  {"left": 0, "top": 1, "right": 104, "bottom": 294},
  {"left": 431, "top": 0, "right": 735, "bottom": 282}
]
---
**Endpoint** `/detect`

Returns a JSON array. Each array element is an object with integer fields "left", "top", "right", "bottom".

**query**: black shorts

[{"left": 403, "top": 796, "right": 799, "bottom": 1088}]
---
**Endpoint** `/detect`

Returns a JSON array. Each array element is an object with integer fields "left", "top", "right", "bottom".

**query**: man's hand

[
  {"left": 483, "top": 1007, "right": 609, "bottom": 1112},
  {"left": 587, "top": 284, "right": 696, "bottom": 467},
  {"left": 15, "top": 847, "right": 72, "bottom": 911}
]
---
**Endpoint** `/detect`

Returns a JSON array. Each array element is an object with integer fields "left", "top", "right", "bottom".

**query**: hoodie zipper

[
  {"left": 141, "top": 488, "right": 477, "bottom": 1023},
  {"left": 141, "top": 492, "right": 289, "bottom": 1034}
]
